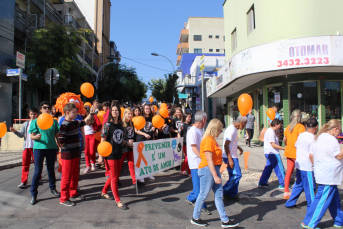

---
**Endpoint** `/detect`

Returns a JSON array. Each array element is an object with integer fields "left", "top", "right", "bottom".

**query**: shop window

[
  {"left": 290, "top": 81, "right": 319, "bottom": 122},
  {"left": 325, "top": 81, "right": 341, "bottom": 122}
]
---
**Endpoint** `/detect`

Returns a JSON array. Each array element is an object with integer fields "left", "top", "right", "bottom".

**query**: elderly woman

[
  {"left": 283, "top": 109, "right": 305, "bottom": 199},
  {"left": 191, "top": 119, "right": 239, "bottom": 228},
  {"left": 301, "top": 119, "right": 343, "bottom": 229}
]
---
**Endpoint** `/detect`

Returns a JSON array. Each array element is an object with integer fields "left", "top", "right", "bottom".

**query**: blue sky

[{"left": 110, "top": 0, "right": 224, "bottom": 97}]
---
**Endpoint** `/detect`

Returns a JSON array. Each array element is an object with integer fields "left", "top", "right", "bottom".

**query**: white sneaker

[
  {"left": 148, "top": 176, "right": 155, "bottom": 180},
  {"left": 91, "top": 163, "right": 96, "bottom": 171},
  {"left": 139, "top": 178, "right": 145, "bottom": 183},
  {"left": 84, "top": 167, "right": 91, "bottom": 174}
]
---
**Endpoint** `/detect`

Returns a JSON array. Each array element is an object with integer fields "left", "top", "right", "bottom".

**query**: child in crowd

[
  {"left": 178, "top": 112, "right": 192, "bottom": 176},
  {"left": 58, "top": 103, "right": 90, "bottom": 206},
  {"left": 10, "top": 107, "right": 39, "bottom": 189}
]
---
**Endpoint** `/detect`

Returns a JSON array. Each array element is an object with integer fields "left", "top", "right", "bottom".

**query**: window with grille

[
  {"left": 209, "top": 35, "right": 213, "bottom": 38},
  {"left": 194, "top": 35, "right": 202, "bottom": 41},
  {"left": 194, "top": 49, "right": 202, "bottom": 53},
  {"left": 247, "top": 5, "right": 255, "bottom": 35},
  {"left": 209, "top": 49, "right": 213, "bottom": 52},
  {"left": 231, "top": 28, "right": 237, "bottom": 51},
  {"left": 215, "top": 35, "right": 219, "bottom": 39},
  {"left": 216, "top": 49, "right": 220, "bottom": 52}
]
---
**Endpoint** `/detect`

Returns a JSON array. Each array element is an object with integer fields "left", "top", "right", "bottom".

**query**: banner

[
  {"left": 198, "top": 71, "right": 218, "bottom": 81},
  {"left": 133, "top": 138, "right": 183, "bottom": 179}
]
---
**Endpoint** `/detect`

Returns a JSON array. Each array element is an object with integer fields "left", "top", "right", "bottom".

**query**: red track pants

[
  {"left": 60, "top": 157, "right": 79, "bottom": 202},
  {"left": 102, "top": 159, "right": 121, "bottom": 203},
  {"left": 21, "top": 148, "right": 34, "bottom": 184},
  {"left": 85, "top": 134, "right": 96, "bottom": 167},
  {"left": 119, "top": 151, "right": 136, "bottom": 184},
  {"left": 285, "top": 158, "right": 295, "bottom": 192},
  {"left": 181, "top": 145, "right": 191, "bottom": 174}
]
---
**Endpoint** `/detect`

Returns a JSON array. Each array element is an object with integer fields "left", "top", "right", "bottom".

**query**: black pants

[{"left": 246, "top": 129, "right": 254, "bottom": 146}]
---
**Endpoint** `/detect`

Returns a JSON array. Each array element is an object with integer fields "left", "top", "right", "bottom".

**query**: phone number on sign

[{"left": 277, "top": 57, "right": 329, "bottom": 67}]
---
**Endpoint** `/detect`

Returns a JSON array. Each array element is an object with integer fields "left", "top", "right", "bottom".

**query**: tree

[
  {"left": 148, "top": 73, "right": 179, "bottom": 104},
  {"left": 25, "top": 23, "right": 92, "bottom": 97},
  {"left": 98, "top": 64, "right": 147, "bottom": 103}
]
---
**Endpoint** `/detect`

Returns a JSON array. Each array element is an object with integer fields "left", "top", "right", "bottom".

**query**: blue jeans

[
  {"left": 222, "top": 158, "right": 242, "bottom": 197},
  {"left": 187, "top": 169, "right": 207, "bottom": 209},
  {"left": 30, "top": 149, "right": 58, "bottom": 196},
  {"left": 192, "top": 165, "right": 229, "bottom": 222}
]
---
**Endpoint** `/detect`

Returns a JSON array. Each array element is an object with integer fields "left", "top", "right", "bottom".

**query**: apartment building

[{"left": 207, "top": 0, "right": 343, "bottom": 142}]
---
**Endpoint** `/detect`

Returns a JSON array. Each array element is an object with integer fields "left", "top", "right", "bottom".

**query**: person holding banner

[
  {"left": 100, "top": 103, "right": 129, "bottom": 210},
  {"left": 178, "top": 112, "right": 192, "bottom": 176},
  {"left": 222, "top": 116, "right": 247, "bottom": 200},
  {"left": 185, "top": 111, "right": 211, "bottom": 215},
  {"left": 120, "top": 108, "right": 137, "bottom": 186},
  {"left": 258, "top": 119, "right": 286, "bottom": 189},
  {"left": 191, "top": 119, "right": 239, "bottom": 228},
  {"left": 135, "top": 104, "right": 155, "bottom": 183}
]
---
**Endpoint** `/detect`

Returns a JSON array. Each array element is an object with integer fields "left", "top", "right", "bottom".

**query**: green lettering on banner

[
  {"left": 152, "top": 151, "right": 155, "bottom": 161},
  {"left": 161, "top": 160, "right": 171, "bottom": 169},
  {"left": 158, "top": 152, "right": 165, "bottom": 159},
  {"left": 144, "top": 166, "right": 152, "bottom": 174},
  {"left": 166, "top": 142, "right": 170, "bottom": 148},
  {"left": 153, "top": 164, "right": 159, "bottom": 172},
  {"left": 140, "top": 168, "right": 145, "bottom": 176}
]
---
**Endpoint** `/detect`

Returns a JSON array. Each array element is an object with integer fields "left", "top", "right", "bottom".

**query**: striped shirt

[{"left": 59, "top": 120, "right": 85, "bottom": 160}]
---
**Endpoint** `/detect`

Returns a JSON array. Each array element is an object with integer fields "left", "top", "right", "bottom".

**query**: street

[{"left": 0, "top": 140, "right": 340, "bottom": 229}]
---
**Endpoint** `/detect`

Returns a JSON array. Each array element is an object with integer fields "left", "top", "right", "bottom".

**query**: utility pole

[{"left": 200, "top": 55, "right": 205, "bottom": 111}]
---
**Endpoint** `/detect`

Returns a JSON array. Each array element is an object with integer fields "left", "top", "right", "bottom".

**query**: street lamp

[{"left": 151, "top": 53, "right": 175, "bottom": 73}]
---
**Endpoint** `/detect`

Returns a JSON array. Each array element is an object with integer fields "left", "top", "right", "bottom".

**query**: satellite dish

[{"left": 45, "top": 68, "right": 59, "bottom": 85}]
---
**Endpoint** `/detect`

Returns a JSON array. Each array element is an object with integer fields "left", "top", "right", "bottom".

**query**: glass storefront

[
  {"left": 267, "top": 85, "right": 284, "bottom": 120},
  {"left": 290, "top": 81, "right": 319, "bottom": 122},
  {"left": 325, "top": 81, "right": 341, "bottom": 122}
]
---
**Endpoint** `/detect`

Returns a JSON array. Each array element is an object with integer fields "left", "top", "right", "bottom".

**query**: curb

[{"left": 0, "top": 162, "right": 22, "bottom": 171}]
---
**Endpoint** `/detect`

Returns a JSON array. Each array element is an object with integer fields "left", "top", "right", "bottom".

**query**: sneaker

[
  {"left": 201, "top": 208, "right": 211, "bottom": 215},
  {"left": 148, "top": 176, "right": 155, "bottom": 180},
  {"left": 334, "top": 224, "right": 343, "bottom": 228},
  {"left": 139, "top": 178, "right": 145, "bottom": 182},
  {"left": 84, "top": 167, "right": 91, "bottom": 174},
  {"left": 60, "top": 200, "right": 75, "bottom": 207},
  {"left": 257, "top": 183, "right": 269, "bottom": 187},
  {"left": 300, "top": 223, "right": 319, "bottom": 229},
  {"left": 279, "top": 185, "right": 285, "bottom": 190},
  {"left": 91, "top": 163, "right": 96, "bottom": 171},
  {"left": 70, "top": 195, "right": 85, "bottom": 201},
  {"left": 18, "top": 183, "right": 27, "bottom": 189},
  {"left": 185, "top": 198, "right": 195, "bottom": 206},
  {"left": 191, "top": 218, "right": 208, "bottom": 227},
  {"left": 222, "top": 220, "right": 239, "bottom": 228}
]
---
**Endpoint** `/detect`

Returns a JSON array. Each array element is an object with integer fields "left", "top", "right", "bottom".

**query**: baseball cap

[{"left": 306, "top": 117, "right": 318, "bottom": 128}]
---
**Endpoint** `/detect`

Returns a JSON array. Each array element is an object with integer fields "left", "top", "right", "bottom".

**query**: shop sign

[
  {"left": 206, "top": 36, "right": 343, "bottom": 97},
  {"left": 216, "top": 74, "right": 223, "bottom": 89},
  {"left": 274, "top": 92, "right": 281, "bottom": 103},
  {"left": 198, "top": 72, "right": 217, "bottom": 81}
]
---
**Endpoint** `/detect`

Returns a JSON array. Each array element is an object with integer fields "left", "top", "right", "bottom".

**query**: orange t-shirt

[
  {"left": 284, "top": 123, "right": 306, "bottom": 159},
  {"left": 198, "top": 136, "right": 222, "bottom": 169}
]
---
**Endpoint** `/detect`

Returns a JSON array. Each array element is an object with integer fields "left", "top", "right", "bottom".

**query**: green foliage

[
  {"left": 98, "top": 64, "right": 147, "bottom": 103},
  {"left": 148, "top": 73, "right": 179, "bottom": 103},
  {"left": 25, "top": 24, "right": 92, "bottom": 95}
]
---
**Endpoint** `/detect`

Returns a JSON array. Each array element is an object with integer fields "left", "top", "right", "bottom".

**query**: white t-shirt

[
  {"left": 222, "top": 124, "right": 238, "bottom": 159},
  {"left": 25, "top": 121, "right": 34, "bottom": 149},
  {"left": 264, "top": 128, "right": 279, "bottom": 154},
  {"left": 313, "top": 133, "right": 343, "bottom": 185},
  {"left": 84, "top": 125, "right": 94, "bottom": 135},
  {"left": 187, "top": 126, "right": 203, "bottom": 169},
  {"left": 295, "top": 132, "right": 315, "bottom": 171}
]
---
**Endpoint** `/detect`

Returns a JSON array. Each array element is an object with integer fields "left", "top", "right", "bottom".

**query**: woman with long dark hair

[
  {"left": 135, "top": 104, "right": 155, "bottom": 183},
  {"left": 100, "top": 103, "right": 129, "bottom": 210},
  {"left": 171, "top": 107, "right": 184, "bottom": 138},
  {"left": 133, "top": 106, "right": 141, "bottom": 117}
]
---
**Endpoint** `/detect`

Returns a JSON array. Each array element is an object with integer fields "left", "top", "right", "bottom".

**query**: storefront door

[{"left": 325, "top": 81, "right": 341, "bottom": 122}]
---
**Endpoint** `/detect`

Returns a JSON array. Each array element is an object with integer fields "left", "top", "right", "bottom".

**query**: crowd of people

[{"left": 9, "top": 99, "right": 343, "bottom": 228}]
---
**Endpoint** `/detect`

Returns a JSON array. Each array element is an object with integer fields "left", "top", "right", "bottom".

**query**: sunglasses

[{"left": 42, "top": 106, "right": 50, "bottom": 110}]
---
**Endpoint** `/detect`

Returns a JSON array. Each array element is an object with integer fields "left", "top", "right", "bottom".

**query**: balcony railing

[
  {"left": 15, "top": 6, "right": 26, "bottom": 31},
  {"left": 77, "top": 48, "right": 83, "bottom": 58},
  {"left": 45, "top": 0, "right": 63, "bottom": 24},
  {"left": 84, "top": 54, "right": 92, "bottom": 66},
  {"left": 64, "top": 15, "right": 81, "bottom": 29},
  {"left": 93, "top": 64, "right": 99, "bottom": 72},
  {"left": 86, "top": 36, "right": 93, "bottom": 48}
]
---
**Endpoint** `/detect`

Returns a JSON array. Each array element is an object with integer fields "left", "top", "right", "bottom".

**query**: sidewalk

[{"left": 0, "top": 150, "right": 23, "bottom": 171}]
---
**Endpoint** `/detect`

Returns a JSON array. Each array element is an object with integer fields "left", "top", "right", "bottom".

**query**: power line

[{"left": 121, "top": 56, "right": 173, "bottom": 72}]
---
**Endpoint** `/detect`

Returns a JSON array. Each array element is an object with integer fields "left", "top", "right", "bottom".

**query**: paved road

[{"left": 0, "top": 140, "right": 340, "bottom": 229}]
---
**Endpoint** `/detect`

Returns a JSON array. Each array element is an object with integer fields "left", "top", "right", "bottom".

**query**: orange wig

[{"left": 55, "top": 92, "right": 86, "bottom": 116}]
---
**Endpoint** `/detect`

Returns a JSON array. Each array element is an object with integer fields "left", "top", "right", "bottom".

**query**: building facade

[{"left": 207, "top": 0, "right": 343, "bottom": 142}]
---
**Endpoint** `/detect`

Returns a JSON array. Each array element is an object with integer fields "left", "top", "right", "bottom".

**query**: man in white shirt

[
  {"left": 185, "top": 111, "right": 211, "bottom": 215},
  {"left": 222, "top": 116, "right": 247, "bottom": 200},
  {"left": 285, "top": 118, "right": 318, "bottom": 210}
]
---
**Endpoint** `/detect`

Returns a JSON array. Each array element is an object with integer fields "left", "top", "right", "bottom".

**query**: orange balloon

[
  {"left": 152, "top": 115, "right": 165, "bottom": 128},
  {"left": 97, "top": 114, "right": 104, "bottom": 124},
  {"left": 98, "top": 111, "right": 106, "bottom": 117},
  {"left": 37, "top": 113, "right": 54, "bottom": 130},
  {"left": 159, "top": 107, "right": 169, "bottom": 118},
  {"left": 94, "top": 132, "right": 102, "bottom": 141},
  {"left": 153, "top": 105, "right": 158, "bottom": 112},
  {"left": 80, "top": 83, "right": 94, "bottom": 98},
  {"left": 84, "top": 102, "right": 92, "bottom": 107},
  {"left": 237, "top": 93, "right": 253, "bottom": 116},
  {"left": 0, "top": 122, "right": 7, "bottom": 138},
  {"left": 97, "top": 141, "right": 112, "bottom": 157},
  {"left": 132, "top": 116, "right": 138, "bottom": 123},
  {"left": 160, "top": 103, "right": 167, "bottom": 108},
  {"left": 267, "top": 108, "right": 276, "bottom": 120},
  {"left": 133, "top": 116, "right": 146, "bottom": 130},
  {"left": 120, "top": 107, "right": 125, "bottom": 119},
  {"left": 149, "top": 97, "right": 154, "bottom": 103}
]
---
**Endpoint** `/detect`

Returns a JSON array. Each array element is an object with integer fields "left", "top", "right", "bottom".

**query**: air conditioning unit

[{"left": 29, "top": 14, "right": 37, "bottom": 29}]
